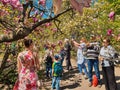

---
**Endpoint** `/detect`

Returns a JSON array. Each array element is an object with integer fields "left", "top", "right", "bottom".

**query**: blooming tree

[{"left": 0, "top": 0, "right": 120, "bottom": 89}]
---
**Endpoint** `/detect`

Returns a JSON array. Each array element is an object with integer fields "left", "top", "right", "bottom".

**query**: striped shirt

[{"left": 86, "top": 42, "right": 100, "bottom": 60}]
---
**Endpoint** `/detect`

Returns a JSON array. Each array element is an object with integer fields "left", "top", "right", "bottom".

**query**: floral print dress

[{"left": 15, "top": 50, "right": 38, "bottom": 90}]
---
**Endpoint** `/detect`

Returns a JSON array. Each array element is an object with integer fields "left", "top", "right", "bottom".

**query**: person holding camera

[{"left": 99, "top": 38, "right": 117, "bottom": 90}]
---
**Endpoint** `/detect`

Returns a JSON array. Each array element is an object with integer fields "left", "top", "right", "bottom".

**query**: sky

[{"left": 19, "top": 0, "right": 54, "bottom": 19}]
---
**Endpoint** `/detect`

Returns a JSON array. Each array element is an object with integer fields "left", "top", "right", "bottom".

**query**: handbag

[
  {"left": 100, "top": 47, "right": 120, "bottom": 66},
  {"left": 92, "top": 75, "right": 98, "bottom": 87},
  {"left": 106, "top": 48, "right": 120, "bottom": 66},
  {"left": 109, "top": 58, "right": 120, "bottom": 66},
  {"left": 107, "top": 50, "right": 119, "bottom": 66}
]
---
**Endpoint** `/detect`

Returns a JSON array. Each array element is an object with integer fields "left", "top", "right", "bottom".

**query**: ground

[
  {"left": 41, "top": 59, "right": 120, "bottom": 90},
  {"left": 0, "top": 58, "right": 120, "bottom": 90}
]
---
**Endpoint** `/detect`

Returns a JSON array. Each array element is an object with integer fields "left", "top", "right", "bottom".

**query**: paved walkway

[{"left": 42, "top": 59, "right": 120, "bottom": 90}]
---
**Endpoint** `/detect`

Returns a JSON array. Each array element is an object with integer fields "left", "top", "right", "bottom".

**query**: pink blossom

[
  {"left": 109, "top": 11, "right": 115, "bottom": 18},
  {"left": 10, "top": 0, "right": 19, "bottom": 9},
  {"left": 45, "top": 22, "right": 52, "bottom": 27},
  {"left": 39, "top": 0, "right": 46, "bottom": 6},
  {"left": 8, "top": 0, "right": 22, "bottom": 10},
  {"left": 40, "top": 12, "right": 43, "bottom": 17},
  {"left": 33, "top": 17, "right": 38, "bottom": 23},
  {"left": 0, "top": 10, "right": 9, "bottom": 16},
  {"left": 1, "top": 0, "right": 10, "bottom": 5},
  {"left": 107, "top": 29, "right": 112, "bottom": 36},
  {"left": 34, "top": 10, "right": 38, "bottom": 15},
  {"left": 108, "top": 11, "right": 115, "bottom": 21},
  {"left": 51, "top": 28, "right": 57, "bottom": 32}
]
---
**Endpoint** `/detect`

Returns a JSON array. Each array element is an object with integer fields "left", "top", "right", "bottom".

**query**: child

[{"left": 51, "top": 54, "right": 63, "bottom": 90}]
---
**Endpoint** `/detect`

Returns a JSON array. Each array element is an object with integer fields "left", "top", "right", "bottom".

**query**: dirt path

[{"left": 42, "top": 59, "right": 120, "bottom": 90}]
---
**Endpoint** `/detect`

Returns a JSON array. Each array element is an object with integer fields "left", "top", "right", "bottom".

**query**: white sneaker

[{"left": 79, "top": 73, "right": 82, "bottom": 80}]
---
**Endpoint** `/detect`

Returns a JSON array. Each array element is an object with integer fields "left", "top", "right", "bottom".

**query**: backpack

[
  {"left": 54, "top": 62, "right": 63, "bottom": 76},
  {"left": 92, "top": 75, "right": 98, "bottom": 87}
]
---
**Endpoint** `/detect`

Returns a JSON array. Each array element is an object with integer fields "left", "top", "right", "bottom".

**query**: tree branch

[
  {"left": 0, "top": 47, "right": 10, "bottom": 74},
  {"left": 0, "top": 19, "right": 16, "bottom": 30},
  {"left": 32, "top": 8, "right": 72, "bottom": 30},
  {"left": 0, "top": 8, "right": 72, "bottom": 43}
]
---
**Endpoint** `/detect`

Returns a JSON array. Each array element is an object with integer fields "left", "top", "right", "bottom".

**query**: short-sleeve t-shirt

[{"left": 52, "top": 62, "right": 58, "bottom": 76}]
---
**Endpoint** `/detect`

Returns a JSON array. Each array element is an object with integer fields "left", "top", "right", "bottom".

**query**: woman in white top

[{"left": 72, "top": 38, "right": 88, "bottom": 79}]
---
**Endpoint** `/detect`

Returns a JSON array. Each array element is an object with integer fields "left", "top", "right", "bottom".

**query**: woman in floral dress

[{"left": 13, "top": 39, "right": 40, "bottom": 90}]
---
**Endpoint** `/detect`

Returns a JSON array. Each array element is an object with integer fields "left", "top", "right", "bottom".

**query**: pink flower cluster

[
  {"left": 38, "top": 0, "right": 46, "bottom": 6},
  {"left": 33, "top": 17, "right": 38, "bottom": 23},
  {"left": 109, "top": 11, "right": 115, "bottom": 18},
  {"left": 51, "top": 28, "right": 57, "bottom": 32},
  {"left": 45, "top": 22, "right": 52, "bottom": 27},
  {"left": 107, "top": 29, "right": 112, "bottom": 36},
  {"left": 108, "top": 11, "right": 115, "bottom": 21},
  {"left": 0, "top": 9, "right": 9, "bottom": 16},
  {"left": 1, "top": 0, "right": 10, "bottom": 5},
  {"left": 1, "top": 0, "right": 23, "bottom": 10}
]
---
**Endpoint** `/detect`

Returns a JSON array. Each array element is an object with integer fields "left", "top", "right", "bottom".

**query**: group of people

[
  {"left": 13, "top": 35, "right": 118, "bottom": 90},
  {"left": 13, "top": 38, "right": 73, "bottom": 90},
  {"left": 43, "top": 39, "right": 73, "bottom": 78},
  {"left": 72, "top": 35, "right": 118, "bottom": 90}
]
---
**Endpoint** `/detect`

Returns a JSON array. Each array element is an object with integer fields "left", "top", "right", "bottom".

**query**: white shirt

[
  {"left": 77, "top": 43, "right": 86, "bottom": 64},
  {"left": 100, "top": 45, "right": 115, "bottom": 67}
]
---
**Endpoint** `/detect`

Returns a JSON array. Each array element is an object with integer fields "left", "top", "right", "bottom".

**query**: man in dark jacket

[{"left": 64, "top": 39, "right": 73, "bottom": 70}]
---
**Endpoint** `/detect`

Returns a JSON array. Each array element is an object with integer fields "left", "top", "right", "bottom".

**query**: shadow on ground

[{"left": 61, "top": 82, "right": 80, "bottom": 90}]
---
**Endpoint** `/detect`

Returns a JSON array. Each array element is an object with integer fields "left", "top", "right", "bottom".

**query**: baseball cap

[{"left": 54, "top": 54, "right": 60, "bottom": 60}]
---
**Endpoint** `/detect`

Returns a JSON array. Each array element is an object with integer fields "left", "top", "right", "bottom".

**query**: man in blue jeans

[{"left": 86, "top": 35, "right": 102, "bottom": 88}]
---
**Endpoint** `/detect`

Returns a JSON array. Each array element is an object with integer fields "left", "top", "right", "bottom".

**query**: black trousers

[
  {"left": 66, "top": 56, "right": 72, "bottom": 70},
  {"left": 102, "top": 66, "right": 117, "bottom": 90}
]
